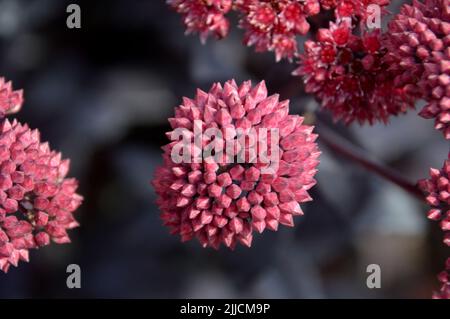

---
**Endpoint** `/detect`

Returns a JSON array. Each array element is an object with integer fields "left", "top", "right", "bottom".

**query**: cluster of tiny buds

[{"left": 0, "top": 78, "right": 82, "bottom": 273}]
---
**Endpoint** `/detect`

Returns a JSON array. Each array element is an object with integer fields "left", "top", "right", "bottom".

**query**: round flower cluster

[
  {"left": 153, "top": 80, "right": 320, "bottom": 249},
  {"left": 293, "top": 20, "right": 415, "bottom": 124},
  {"left": 0, "top": 79, "right": 82, "bottom": 273},
  {"left": 168, "top": 0, "right": 392, "bottom": 60},
  {"left": 385, "top": 0, "right": 450, "bottom": 138},
  {"left": 418, "top": 154, "right": 450, "bottom": 247}
]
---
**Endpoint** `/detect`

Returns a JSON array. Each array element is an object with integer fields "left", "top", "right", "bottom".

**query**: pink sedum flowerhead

[
  {"left": 236, "top": 0, "right": 321, "bottom": 61},
  {"left": 0, "top": 119, "right": 83, "bottom": 273},
  {"left": 293, "top": 20, "right": 415, "bottom": 125},
  {"left": 433, "top": 258, "right": 450, "bottom": 299},
  {"left": 153, "top": 80, "right": 320, "bottom": 249},
  {"left": 418, "top": 154, "right": 450, "bottom": 247},
  {"left": 0, "top": 78, "right": 82, "bottom": 273},
  {"left": 385, "top": 0, "right": 450, "bottom": 138},
  {"left": 168, "top": 0, "right": 232, "bottom": 43},
  {"left": 0, "top": 78, "right": 24, "bottom": 117}
]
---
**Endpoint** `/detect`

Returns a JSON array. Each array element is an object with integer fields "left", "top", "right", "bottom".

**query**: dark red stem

[{"left": 317, "top": 123, "right": 424, "bottom": 201}]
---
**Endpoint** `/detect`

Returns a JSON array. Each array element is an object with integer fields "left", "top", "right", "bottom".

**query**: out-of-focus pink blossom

[
  {"left": 385, "top": 0, "right": 450, "bottom": 138},
  {"left": 0, "top": 119, "right": 83, "bottom": 273},
  {"left": 236, "top": 0, "right": 321, "bottom": 61},
  {"left": 293, "top": 20, "right": 415, "bottom": 125},
  {"left": 167, "top": 0, "right": 232, "bottom": 43},
  {"left": 152, "top": 80, "right": 320, "bottom": 249}
]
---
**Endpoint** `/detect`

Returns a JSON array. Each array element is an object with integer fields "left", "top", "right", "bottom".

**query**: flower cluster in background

[
  {"left": 153, "top": 80, "right": 320, "bottom": 249},
  {"left": 292, "top": 21, "right": 415, "bottom": 124},
  {"left": 0, "top": 78, "right": 82, "bottom": 273},
  {"left": 386, "top": 0, "right": 450, "bottom": 139},
  {"left": 167, "top": 0, "right": 232, "bottom": 43},
  {"left": 168, "top": 0, "right": 449, "bottom": 133}
]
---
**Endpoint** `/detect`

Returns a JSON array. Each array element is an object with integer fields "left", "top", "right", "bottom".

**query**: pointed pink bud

[
  {"left": 200, "top": 211, "right": 213, "bottom": 225},
  {"left": 247, "top": 191, "right": 263, "bottom": 205},
  {"left": 213, "top": 215, "right": 228, "bottom": 228},
  {"left": 204, "top": 172, "right": 217, "bottom": 184},
  {"left": 245, "top": 167, "right": 260, "bottom": 182},
  {"left": 240, "top": 181, "right": 255, "bottom": 191},
  {"left": 181, "top": 184, "right": 197, "bottom": 197},
  {"left": 230, "top": 165, "right": 245, "bottom": 180},
  {"left": 208, "top": 183, "right": 222, "bottom": 198},
  {"left": 176, "top": 196, "right": 191, "bottom": 207},
  {"left": 196, "top": 196, "right": 211, "bottom": 210},
  {"left": 188, "top": 207, "right": 201, "bottom": 219},
  {"left": 249, "top": 81, "right": 268, "bottom": 104},
  {"left": 35, "top": 232, "right": 50, "bottom": 247},
  {"left": 279, "top": 213, "right": 294, "bottom": 227},
  {"left": 226, "top": 184, "right": 242, "bottom": 199},
  {"left": 266, "top": 219, "right": 279, "bottom": 231},
  {"left": 263, "top": 193, "right": 279, "bottom": 207},
  {"left": 251, "top": 205, "right": 266, "bottom": 220},
  {"left": 215, "top": 108, "right": 232, "bottom": 126},
  {"left": 279, "top": 201, "right": 303, "bottom": 216},
  {"left": 252, "top": 220, "right": 266, "bottom": 233},
  {"left": 229, "top": 217, "right": 244, "bottom": 234},
  {"left": 217, "top": 194, "right": 232, "bottom": 208},
  {"left": 236, "top": 197, "right": 251, "bottom": 212},
  {"left": 217, "top": 172, "right": 232, "bottom": 187}
]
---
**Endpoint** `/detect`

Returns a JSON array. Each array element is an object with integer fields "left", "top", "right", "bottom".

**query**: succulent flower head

[
  {"left": 0, "top": 119, "right": 82, "bottom": 273},
  {"left": 153, "top": 80, "right": 320, "bottom": 249}
]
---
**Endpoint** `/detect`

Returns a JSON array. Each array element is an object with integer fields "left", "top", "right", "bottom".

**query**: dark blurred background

[{"left": 0, "top": 0, "right": 448, "bottom": 298}]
